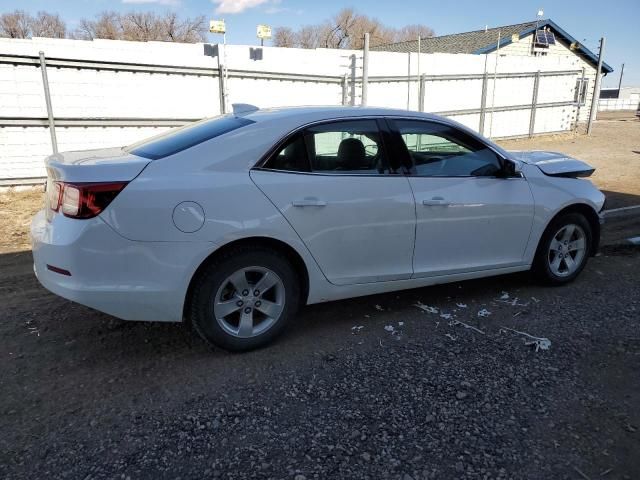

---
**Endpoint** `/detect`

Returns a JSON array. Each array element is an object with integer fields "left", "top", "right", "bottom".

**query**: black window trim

[
  {"left": 255, "top": 116, "right": 397, "bottom": 177},
  {"left": 253, "top": 115, "right": 520, "bottom": 179}
]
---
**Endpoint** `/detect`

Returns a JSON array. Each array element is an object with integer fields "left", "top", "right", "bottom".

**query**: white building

[{"left": 373, "top": 19, "right": 613, "bottom": 123}]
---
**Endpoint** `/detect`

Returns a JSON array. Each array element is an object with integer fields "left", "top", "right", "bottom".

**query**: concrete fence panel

[{"left": 0, "top": 37, "right": 590, "bottom": 184}]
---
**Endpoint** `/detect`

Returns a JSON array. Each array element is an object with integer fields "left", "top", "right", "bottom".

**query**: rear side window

[
  {"left": 305, "top": 120, "right": 389, "bottom": 174},
  {"left": 262, "top": 119, "right": 390, "bottom": 175},
  {"left": 126, "top": 116, "right": 255, "bottom": 160},
  {"left": 265, "top": 134, "right": 310, "bottom": 172}
]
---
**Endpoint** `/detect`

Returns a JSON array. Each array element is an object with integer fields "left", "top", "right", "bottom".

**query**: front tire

[
  {"left": 190, "top": 246, "right": 301, "bottom": 352},
  {"left": 532, "top": 212, "right": 592, "bottom": 285}
]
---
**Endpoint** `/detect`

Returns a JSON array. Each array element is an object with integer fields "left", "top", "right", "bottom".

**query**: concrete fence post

[
  {"left": 418, "top": 74, "right": 426, "bottom": 112},
  {"left": 38, "top": 51, "right": 58, "bottom": 155},
  {"left": 349, "top": 54, "right": 357, "bottom": 106},
  {"left": 218, "top": 64, "right": 227, "bottom": 114},
  {"left": 587, "top": 37, "right": 605, "bottom": 135},
  {"left": 361, "top": 32, "right": 369, "bottom": 106},
  {"left": 341, "top": 74, "right": 349, "bottom": 106},
  {"left": 529, "top": 70, "right": 541, "bottom": 138},
  {"left": 478, "top": 72, "right": 488, "bottom": 135}
]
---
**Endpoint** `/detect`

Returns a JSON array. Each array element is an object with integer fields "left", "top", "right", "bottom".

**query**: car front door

[
  {"left": 250, "top": 118, "right": 416, "bottom": 286},
  {"left": 387, "top": 118, "right": 534, "bottom": 278}
]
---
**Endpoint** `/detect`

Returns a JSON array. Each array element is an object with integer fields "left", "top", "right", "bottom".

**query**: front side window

[
  {"left": 126, "top": 115, "right": 255, "bottom": 160},
  {"left": 391, "top": 120, "right": 502, "bottom": 177},
  {"left": 305, "top": 120, "right": 387, "bottom": 174}
]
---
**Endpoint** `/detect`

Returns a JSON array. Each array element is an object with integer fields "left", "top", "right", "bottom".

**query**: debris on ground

[
  {"left": 439, "top": 313, "right": 453, "bottom": 320},
  {"left": 375, "top": 305, "right": 384, "bottom": 311},
  {"left": 450, "top": 319, "right": 485, "bottom": 335},
  {"left": 497, "top": 297, "right": 530, "bottom": 307},
  {"left": 477, "top": 309, "right": 491, "bottom": 317},
  {"left": 501, "top": 326, "right": 552, "bottom": 351},
  {"left": 456, "top": 303, "right": 467, "bottom": 308},
  {"left": 414, "top": 302, "right": 438, "bottom": 314}
]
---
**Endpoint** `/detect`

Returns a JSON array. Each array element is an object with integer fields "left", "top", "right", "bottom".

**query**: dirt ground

[
  {"left": 497, "top": 113, "right": 640, "bottom": 208},
  {"left": 0, "top": 187, "right": 43, "bottom": 253},
  {"left": 1, "top": 115, "right": 638, "bottom": 254}
]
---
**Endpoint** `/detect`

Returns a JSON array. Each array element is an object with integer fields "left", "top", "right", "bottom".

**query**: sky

[{"left": 2, "top": 0, "right": 639, "bottom": 87}]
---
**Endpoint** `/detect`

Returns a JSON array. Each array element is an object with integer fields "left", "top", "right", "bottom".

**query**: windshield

[{"left": 125, "top": 115, "right": 255, "bottom": 160}]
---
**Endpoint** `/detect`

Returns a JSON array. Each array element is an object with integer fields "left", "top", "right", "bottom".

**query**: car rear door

[
  {"left": 387, "top": 118, "right": 534, "bottom": 278},
  {"left": 250, "top": 118, "right": 416, "bottom": 286}
]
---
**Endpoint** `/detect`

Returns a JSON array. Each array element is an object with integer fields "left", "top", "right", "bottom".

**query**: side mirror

[{"left": 501, "top": 159, "right": 522, "bottom": 177}]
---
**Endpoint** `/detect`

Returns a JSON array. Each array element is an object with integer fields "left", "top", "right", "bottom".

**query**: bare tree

[
  {"left": 295, "top": 25, "right": 325, "bottom": 49},
  {"left": 31, "top": 11, "right": 66, "bottom": 38},
  {"left": 0, "top": 10, "right": 32, "bottom": 38},
  {"left": 272, "top": 26, "right": 297, "bottom": 48},
  {"left": 74, "top": 11, "right": 122, "bottom": 40},
  {"left": 273, "top": 8, "right": 434, "bottom": 49},
  {"left": 161, "top": 12, "right": 207, "bottom": 43},
  {"left": 121, "top": 12, "right": 162, "bottom": 42},
  {"left": 74, "top": 11, "right": 206, "bottom": 43},
  {"left": 392, "top": 24, "right": 435, "bottom": 43}
]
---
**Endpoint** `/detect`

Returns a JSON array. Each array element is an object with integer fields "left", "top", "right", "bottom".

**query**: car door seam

[{"left": 248, "top": 170, "right": 334, "bottom": 284}]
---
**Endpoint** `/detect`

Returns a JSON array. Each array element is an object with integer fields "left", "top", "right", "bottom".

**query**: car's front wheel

[
  {"left": 533, "top": 212, "right": 592, "bottom": 285},
  {"left": 189, "top": 246, "right": 301, "bottom": 351}
]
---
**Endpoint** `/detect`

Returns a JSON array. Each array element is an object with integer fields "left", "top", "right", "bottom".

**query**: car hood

[{"left": 508, "top": 150, "right": 595, "bottom": 178}]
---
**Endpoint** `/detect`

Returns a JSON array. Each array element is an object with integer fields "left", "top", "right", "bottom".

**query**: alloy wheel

[
  {"left": 213, "top": 266, "right": 285, "bottom": 338},
  {"left": 547, "top": 224, "right": 587, "bottom": 277}
]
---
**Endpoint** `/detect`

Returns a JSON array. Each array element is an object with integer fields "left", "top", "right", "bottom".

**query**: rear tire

[
  {"left": 532, "top": 212, "right": 592, "bottom": 285},
  {"left": 190, "top": 246, "right": 301, "bottom": 352}
]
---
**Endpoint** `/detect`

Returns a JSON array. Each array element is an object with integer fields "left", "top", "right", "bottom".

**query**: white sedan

[{"left": 31, "top": 105, "right": 605, "bottom": 351}]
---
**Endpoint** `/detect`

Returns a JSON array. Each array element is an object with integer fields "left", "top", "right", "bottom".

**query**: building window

[{"left": 574, "top": 78, "right": 589, "bottom": 105}]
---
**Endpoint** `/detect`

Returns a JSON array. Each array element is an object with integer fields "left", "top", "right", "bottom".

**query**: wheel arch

[
  {"left": 539, "top": 203, "right": 601, "bottom": 256},
  {"left": 183, "top": 236, "right": 310, "bottom": 322}
]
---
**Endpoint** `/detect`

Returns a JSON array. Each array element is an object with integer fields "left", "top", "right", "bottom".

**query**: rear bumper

[{"left": 31, "top": 210, "right": 215, "bottom": 322}]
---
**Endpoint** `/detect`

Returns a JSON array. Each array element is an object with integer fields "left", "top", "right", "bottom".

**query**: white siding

[{"left": 498, "top": 33, "right": 598, "bottom": 123}]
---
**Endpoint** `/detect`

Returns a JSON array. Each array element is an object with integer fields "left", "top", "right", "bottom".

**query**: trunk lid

[
  {"left": 508, "top": 150, "right": 595, "bottom": 178},
  {"left": 45, "top": 147, "right": 151, "bottom": 183}
]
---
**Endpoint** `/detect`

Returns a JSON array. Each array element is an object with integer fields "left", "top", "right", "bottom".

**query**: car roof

[{"left": 241, "top": 105, "right": 438, "bottom": 123}]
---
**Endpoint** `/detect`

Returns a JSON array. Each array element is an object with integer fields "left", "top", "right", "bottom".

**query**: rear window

[{"left": 126, "top": 116, "right": 255, "bottom": 160}]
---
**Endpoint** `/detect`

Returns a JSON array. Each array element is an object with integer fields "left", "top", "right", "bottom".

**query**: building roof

[{"left": 372, "top": 19, "right": 613, "bottom": 74}]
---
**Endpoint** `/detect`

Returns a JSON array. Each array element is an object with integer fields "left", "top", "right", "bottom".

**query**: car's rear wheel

[
  {"left": 533, "top": 212, "right": 592, "bottom": 285},
  {"left": 190, "top": 246, "right": 301, "bottom": 351}
]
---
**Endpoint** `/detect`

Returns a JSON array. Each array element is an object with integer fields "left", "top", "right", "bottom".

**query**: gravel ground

[
  {"left": 1, "top": 115, "right": 638, "bottom": 478},
  {"left": 1, "top": 236, "right": 639, "bottom": 479}
]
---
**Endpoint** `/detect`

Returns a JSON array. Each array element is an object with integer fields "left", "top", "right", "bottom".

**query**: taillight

[
  {"left": 47, "top": 180, "right": 62, "bottom": 212},
  {"left": 48, "top": 181, "right": 128, "bottom": 219}
]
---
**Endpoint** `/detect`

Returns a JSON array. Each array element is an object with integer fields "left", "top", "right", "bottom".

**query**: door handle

[
  {"left": 292, "top": 198, "right": 327, "bottom": 207},
  {"left": 422, "top": 197, "right": 450, "bottom": 206}
]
